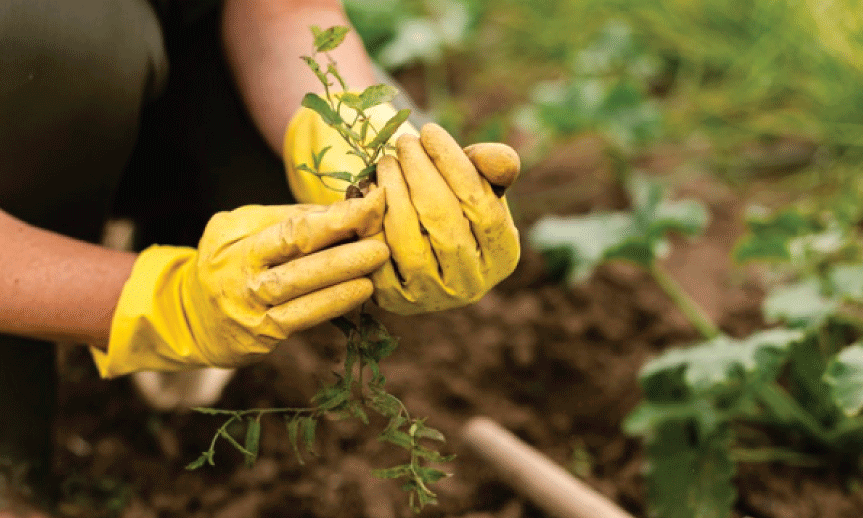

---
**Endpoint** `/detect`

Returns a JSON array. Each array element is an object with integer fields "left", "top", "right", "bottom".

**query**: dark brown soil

[{"left": 51, "top": 135, "right": 863, "bottom": 518}]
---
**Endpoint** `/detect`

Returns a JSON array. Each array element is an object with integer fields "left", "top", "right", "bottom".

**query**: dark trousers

[{"left": 0, "top": 0, "right": 292, "bottom": 509}]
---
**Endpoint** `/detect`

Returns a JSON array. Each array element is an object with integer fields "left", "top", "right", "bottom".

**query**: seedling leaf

[
  {"left": 368, "top": 109, "right": 412, "bottom": 148},
  {"left": 359, "top": 84, "right": 399, "bottom": 110},
  {"left": 243, "top": 418, "right": 261, "bottom": 468},
  {"left": 824, "top": 343, "right": 863, "bottom": 416},
  {"left": 301, "top": 93, "right": 344, "bottom": 127},
  {"left": 311, "top": 25, "right": 350, "bottom": 52}
]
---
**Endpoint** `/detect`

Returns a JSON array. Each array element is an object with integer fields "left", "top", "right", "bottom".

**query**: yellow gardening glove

[
  {"left": 284, "top": 101, "right": 520, "bottom": 314},
  {"left": 284, "top": 100, "right": 418, "bottom": 205},
  {"left": 90, "top": 190, "right": 389, "bottom": 378},
  {"left": 372, "top": 123, "right": 521, "bottom": 314}
]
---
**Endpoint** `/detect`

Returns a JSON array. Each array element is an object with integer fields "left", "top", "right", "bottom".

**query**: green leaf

[
  {"left": 527, "top": 176, "right": 708, "bottom": 282},
  {"left": 327, "top": 63, "right": 348, "bottom": 91},
  {"left": 185, "top": 452, "right": 211, "bottom": 470},
  {"left": 286, "top": 416, "right": 304, "bottom": 465},
  {"left": 762, "top": 279, "right": 837, "bottom": 328},
  {"left": 624, "top": 399, "right": 721, "bottom": 438},
  {"left": 371, "top": 464, "right": 413, "bottom": 479},
  {"left": 301, "top": 56, "right": 328, "bottom": 86},
  {"left": 824, "top": 343, "right": 863, "bottom": 416},
  {"left": 313, "top": 384, "right": 350, "bottom": 411},
  {"left": 301, "top": 93, "right": 343, "bottom": 127},
  {"left": 413, "top": 423, "right": 446, "bottom": 443},
  {"left": 828, "top": 264, "right": 863, "bottom": 302},
  {"left": 733, "top": 208, "right": 821, "bottom": 264},
  {"left": 379, "top": 427, "right": 413, "bottom": 450},
  {"left": 191, "top": 407, "right": 235, "bottom": 416},
  {"left": 243, "top": 418, "right": 261, "bottom": 468},
  {"left": 300, "top": 416, "right": 317, "bottom": 456},
  {"left": 312, "top": 145, "right": 332, "bottom": 170},
  {"left": 369, "top": 389, "right": 402, "bottom": 417},
  {"left": 311, "top": 25, "right": 350, "bottom": 53},
  {"left": 417, "top": 467, "right": 449, "bottom": 483},
  {"left": 645, "top": 421, "right": 736, "bottom": 518},
  {"left": 315, "top": 171, "right": 354, "bottom": 183},
  {"left": 356, "top": 164, "right": 377, "bottom": 180},
  {"left": 368, "top": 109, "right": 412, "bottom": 148},
  {"left": 338, "top": 92, "right": 363, "bottom": 111},
  {"left": 359, "top": 84, "right": 399, "bottom": 110},
  {"left": 640, "top": 328, "right": 804, "bottom": 400}
]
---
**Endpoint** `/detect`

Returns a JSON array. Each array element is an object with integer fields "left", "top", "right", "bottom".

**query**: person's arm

[
  {"left": 0, "top": 209, "right": 136, "bottom": 350},
  {"left": 221, "top": 0, "right": 377, "bottom": 155}
]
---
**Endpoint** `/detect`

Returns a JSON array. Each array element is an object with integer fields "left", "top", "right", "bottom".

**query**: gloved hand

[
  {"left": 90, "top": 190, "right": 389, "bottom": 377},
  {"left": 284, "top": 98, "right": 521, "bottom": 314},
  {"left": 372, "top": 124, "right": 521, "bottom": 314}
]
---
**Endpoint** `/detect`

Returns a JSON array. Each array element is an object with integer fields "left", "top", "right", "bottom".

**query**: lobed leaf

[
  {"left": 762, "top": 279, "right": 837, "bottom": 328},
  {"left": 640, "top": 328, "right": 804, "bottom": 400}
]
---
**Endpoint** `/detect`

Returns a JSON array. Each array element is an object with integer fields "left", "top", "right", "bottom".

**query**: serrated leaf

[
  {"left": 311, "top": 25, "right": 350, "bottom": 53},
  {"left": 824, "top": 343, "right": 863, "bottom": 416},
  {"left": 359, "top": 84, "right": 399, "bottom": 110},
  {"left": 371, "top": 464, "right": 413, "bottom": 479},
  {"left": 243, "top": 418, "right": 261, "bottom": 468},
  {"left": 762, "top": 279, "right": 837, "bottom": 328},
  {"left": 368, "top": 109, "right": 411, "bottom": 148},
  {"left": 185, "top": 452, "right": 211, "bottom": 470},
  {"left": 645, "top": 421, "right": 736, "bottom": 518},
  {"left": 640, "top": 328, "right": 804, "bottom": 399},
  {"left": 301, "top": 93, "right": 343, "bottom": 127}
]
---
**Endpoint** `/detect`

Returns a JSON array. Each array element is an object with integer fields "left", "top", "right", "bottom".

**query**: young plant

[
  {"left": 530, "top": 179, "right": 863, "bottom": 517},
  {"left": 186, "top": 26, "right": 452, "bottom": 513}
]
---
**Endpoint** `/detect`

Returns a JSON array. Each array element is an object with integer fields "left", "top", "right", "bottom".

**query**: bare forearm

[
  {"left": 0, "top": 210, "right": 137, "bottom": 350},
  {"left": 221, "top": 0, "right": 377, "bottom": 154}
]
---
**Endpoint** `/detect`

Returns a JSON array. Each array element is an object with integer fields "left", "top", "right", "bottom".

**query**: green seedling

[{"left": 187, "top": 26, "right": 451, "bottom": 513}]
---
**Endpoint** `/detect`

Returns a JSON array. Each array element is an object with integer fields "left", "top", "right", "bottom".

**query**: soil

[{"left": 50, "top": 134, "right": 863, "bottom": 518}]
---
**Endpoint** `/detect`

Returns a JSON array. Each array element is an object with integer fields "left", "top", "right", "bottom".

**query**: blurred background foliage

[{"left": 345, "top": 0, "right": 863, "bottom": 190}]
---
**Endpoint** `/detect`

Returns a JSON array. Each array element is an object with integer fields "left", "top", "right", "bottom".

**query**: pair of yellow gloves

[{"left": 91, "top": 103, "right": 520, "bottom": 377}]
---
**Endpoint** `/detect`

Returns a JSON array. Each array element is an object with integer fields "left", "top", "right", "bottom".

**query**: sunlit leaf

[
  {"left": 368, "top": 109, "right": 412, "bottom": 148},
  {"left": 301, "top": 93, "right": 343, "bottom": 127},
  {"left": 824, "top": 343, "right": 863, "bottom": 416},
  {"left": 762, "top": 279, "right": 837, "bottom": 328}
]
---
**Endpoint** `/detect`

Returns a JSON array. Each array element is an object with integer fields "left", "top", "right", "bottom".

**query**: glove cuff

[
  {"left": 283, "top": 99, "right": 418, "bottom": 205},
  {"left": 90, "top": 245, "right": 201, "bottom": 378}
]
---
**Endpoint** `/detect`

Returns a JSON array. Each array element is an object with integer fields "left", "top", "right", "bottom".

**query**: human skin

[{"left": 0, "top": 0, "right": 375, "bottom": 352}]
